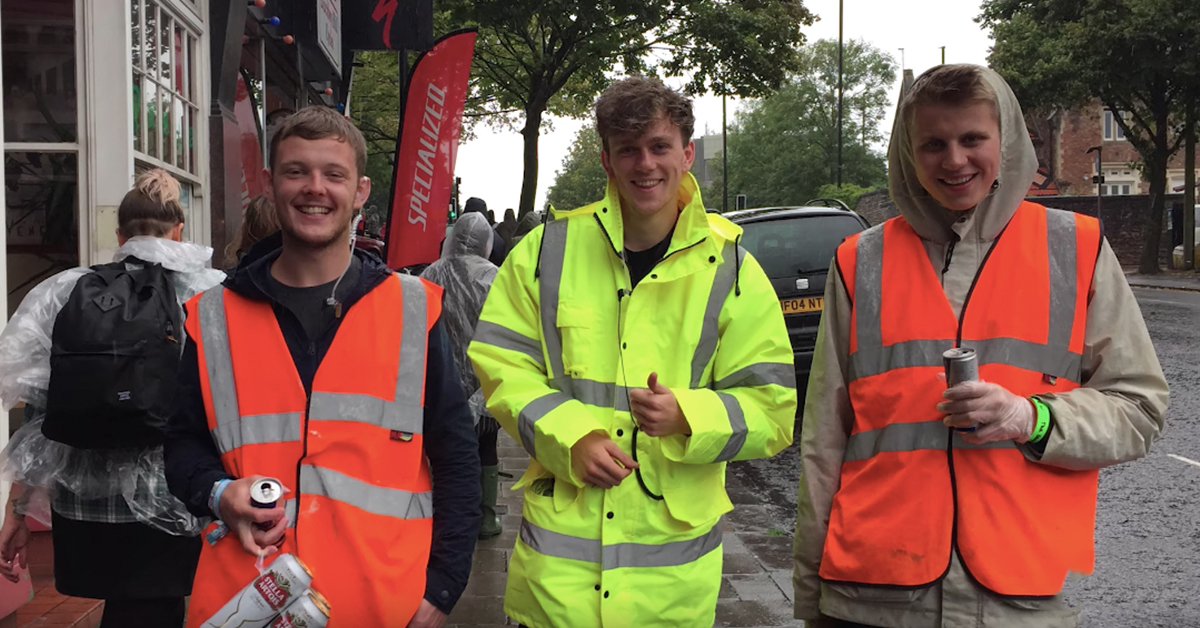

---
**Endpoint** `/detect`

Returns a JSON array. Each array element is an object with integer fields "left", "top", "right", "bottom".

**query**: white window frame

[{"left": 1103, "top": 110, "right": 1128, "bottom": 142}]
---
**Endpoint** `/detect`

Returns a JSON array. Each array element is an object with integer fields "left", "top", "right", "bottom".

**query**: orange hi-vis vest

[
  {"left": 183, "top": 273, "right": 442, "bottom": 628},
  {"left": 821, "top": 202, "right": 1102, "bottom": 597}
]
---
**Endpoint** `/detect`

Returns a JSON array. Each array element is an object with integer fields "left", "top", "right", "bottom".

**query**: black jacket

[{"left": 164, "top": 233, "right": 481, "bottom": 614}]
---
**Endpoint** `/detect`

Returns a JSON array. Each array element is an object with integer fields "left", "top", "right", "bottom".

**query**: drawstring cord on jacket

[{"left": 734, "top": 234, "right": 742, "bottom": 297}]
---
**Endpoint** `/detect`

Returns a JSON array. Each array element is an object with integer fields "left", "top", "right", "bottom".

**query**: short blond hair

[
  {"left": 900, "top": 64, "right": 998, "bottom": 127},
  {"left": 118, "top": 168, "right": 186, "bottom": 238}
]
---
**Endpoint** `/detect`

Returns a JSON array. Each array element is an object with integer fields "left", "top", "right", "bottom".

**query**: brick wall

[{"left": 853, "top": 190, "right": 1180, "bottom": 268}]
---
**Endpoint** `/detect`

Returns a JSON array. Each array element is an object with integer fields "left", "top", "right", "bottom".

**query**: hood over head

[
  {"left": 887, "top": 64, "right": 1037, "bottom": 243},
  {"left": 444, "top": 212, "right": 493, "bottom": 260}
]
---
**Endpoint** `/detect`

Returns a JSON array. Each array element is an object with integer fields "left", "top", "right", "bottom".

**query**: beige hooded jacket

[{"left": 791, "top": 66, "right": 1169, "bottom": 628}]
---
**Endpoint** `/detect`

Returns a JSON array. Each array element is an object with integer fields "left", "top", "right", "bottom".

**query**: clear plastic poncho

[
  {"left": 0, "top": 236, "right": 226, "bottom": 535},
  {"left": 420, "top": 213, "right": 497, "bottom": 420}
]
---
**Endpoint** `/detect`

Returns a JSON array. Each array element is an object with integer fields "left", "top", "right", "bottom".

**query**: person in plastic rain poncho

[
  {"left": 421, "top": 212, "right": 504, "bottom": 540},
  {"left": 0, "top": 169, "right": 224, "bottom": 627}
]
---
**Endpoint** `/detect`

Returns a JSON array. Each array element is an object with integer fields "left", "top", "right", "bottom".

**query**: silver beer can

[
  {"left": 269, "top": 590, "right": 331, "bottom": 628},
  {"left": 943, "top": 347, "right": 979, "bottom": 433},
  {"left": 201, "top": 553, "right": 314, "bottom": 628}
]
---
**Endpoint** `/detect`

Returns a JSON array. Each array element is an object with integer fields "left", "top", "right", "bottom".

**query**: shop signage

[{"left": 317, "top": 0, "right": 342, "bottom": 71}]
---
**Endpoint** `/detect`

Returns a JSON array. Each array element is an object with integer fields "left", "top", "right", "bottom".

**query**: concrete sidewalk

[
  {"left": 446, "top": 431, "right": 803, "bottom": 628},
  {"left": 1125, "top": 270, "right": 1200, "bottom": 292}
]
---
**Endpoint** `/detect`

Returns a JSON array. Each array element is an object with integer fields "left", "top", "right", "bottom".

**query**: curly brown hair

[{"left": 594, "top": 76, "right": 695, "bottom": 151}]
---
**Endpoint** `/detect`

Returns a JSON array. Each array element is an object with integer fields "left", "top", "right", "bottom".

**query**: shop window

[
  {"left": 2, "top": 0, "right": 78, "bottom": 143},
  {"left": 132, "top": 0, "right": 200, "bottom": 177}
]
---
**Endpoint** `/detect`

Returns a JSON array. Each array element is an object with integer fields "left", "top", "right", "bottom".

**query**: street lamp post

[
  {"left": 1087, "top": 145, "right": 1104, "bottom": 218},
  {"left": 837, "top": 0, "right": 844, "bottom": 187},
  {"left": 722, "top": 94, "right": 728, "bottom": 213}
]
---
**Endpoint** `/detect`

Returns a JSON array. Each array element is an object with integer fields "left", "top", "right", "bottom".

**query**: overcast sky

[{"left": 452, "top": 0, "right": 995, "bottom": 214}]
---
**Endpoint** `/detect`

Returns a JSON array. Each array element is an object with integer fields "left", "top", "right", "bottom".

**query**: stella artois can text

[
  {"left": 201, "top": 553, "right": 313, "bottom": 628},
  {"left": 269, "top": 590, "right": 331, "bottom": 628}
]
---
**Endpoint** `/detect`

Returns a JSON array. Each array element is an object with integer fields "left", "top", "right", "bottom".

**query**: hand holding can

[{"left": 943, "top": 348, "right": 978, "bottom": 433}]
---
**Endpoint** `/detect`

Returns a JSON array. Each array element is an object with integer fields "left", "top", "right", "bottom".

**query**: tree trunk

[
  {"left": 1138, "top": 113, "right": 1170, "bottom": 274},
  {"left": 1184, "top": 101, "right": 1196, "bottom": 271},
  {"left": 518, "top": 106, "right": 544, "bottom": 218}
]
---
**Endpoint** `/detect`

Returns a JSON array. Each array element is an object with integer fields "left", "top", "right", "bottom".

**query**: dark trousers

[{"left": 100, "top": 597, "right": 186, "bottom": 628}]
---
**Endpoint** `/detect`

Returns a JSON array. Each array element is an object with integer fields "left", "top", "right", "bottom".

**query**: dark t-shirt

[
  {"left": 265, "top": 256, "right": 363, "bottom": 341},
  {"left": 624, "top": 227, "right": 674, "bottom": 288}
]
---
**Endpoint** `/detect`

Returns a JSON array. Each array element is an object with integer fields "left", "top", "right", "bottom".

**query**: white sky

[{"left": 452, "top": 1, "right": 994, "bottom": 213}]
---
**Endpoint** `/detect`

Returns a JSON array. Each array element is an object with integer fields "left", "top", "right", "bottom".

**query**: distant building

[{"left": 690, "top": 133, "right": 724, "bottom": 191}]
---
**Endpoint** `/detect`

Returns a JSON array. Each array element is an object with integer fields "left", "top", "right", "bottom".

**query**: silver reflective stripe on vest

[
  {"left": 539, "top": 219, "right": 570, "bottom": 385},
  {"left": 394, "top": 274, "right": 428, "bottom": 414},
  {"left": 715, "top": 362, "right": 796, "bottom": 391},
  {"left": 300, "top": 464, "right": 432, "bottom": 519},
  {"left": 518, "top": 392, "right": 573, "bottom": 458},
  {"left": 519, "top": 519, "right": 723, "bottom": 570},
  {"left": 308, "top": 391, "right": 423, "bottom": 434},
  {"left": 847, "top": 213, "right": 1082, "bottom": 383},
  {"left": 473, "top": 320, "right": 545, "bottom": 367},
  {"left": 690, "top": 241, "right": 742, "bottom": 388},
  {"left": 198, "top": 288, "right": 241, "bottom": 452},
  {"left": 283, "top": 498, "right": 298, "bottom": 529},
  {"left": 210, "top": 412, "right": 302, "bottom": 451},
  {"left": 844, "top": 420, "right": 1017, "bottom": 463},
  {"left": 713, "top": 392, "right": 747, "bottom": 462}
]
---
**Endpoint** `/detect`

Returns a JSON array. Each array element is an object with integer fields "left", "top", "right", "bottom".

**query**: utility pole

[
  {"left": 722, "top": 94, "right": 728, "bottom": 212},
  {"left": 837, "top": 0, "right": 844, "bottom": 187},
  {"left": 1185, "top": 100, "right": 1196, "bottom": 270},
  {"left": 940, "top": 46, "right": 946, "bottom": 64},
  {"left": 898, "top": 47, "right": 905, "bottom": 72}
]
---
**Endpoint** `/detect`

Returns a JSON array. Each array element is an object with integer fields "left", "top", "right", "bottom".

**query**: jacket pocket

[
  {"left": 556, "top": 300, "right": 595, "bottom": 380},
  {"left": 825, "top": 583, "right": 924, "bottom": 604},
  {"left": 660, "top": 459, "right": 733, "bottom": 527}
]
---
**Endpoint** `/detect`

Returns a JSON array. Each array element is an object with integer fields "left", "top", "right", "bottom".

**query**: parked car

[
  {"left": 1172, "top": 227, "right": 1200, "bottom": 269},
  {"left": 726, "top": 201, "right": 870, "bottom": 409}
]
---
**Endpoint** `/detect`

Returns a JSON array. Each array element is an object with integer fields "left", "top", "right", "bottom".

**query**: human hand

[
  {"left": 406, "top": 600, "right": 447, "bottom": 628},
  {"left": 629, "top": 373, "right": 690, "bottom": 437},
  {"left": 938, "top": 381, "right": 1034, "bottom": 444},
  {"left": 0, "top": 503, "right": 29, "bottom": 584},
  {"left": 570, "top": 431, "right": 637, "bottom": 488},
  {"left": 218, "top": 476, "right": 288, "bottom": 557}
]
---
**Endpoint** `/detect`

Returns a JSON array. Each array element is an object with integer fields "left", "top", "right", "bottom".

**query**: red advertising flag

[{"left": 385, "top": 29, "right": 477, "bottom": 269}]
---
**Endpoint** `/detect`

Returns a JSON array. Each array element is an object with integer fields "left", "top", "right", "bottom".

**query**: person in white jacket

[{"left": 0, "top": 169, "right": 225, "bottom": 627}]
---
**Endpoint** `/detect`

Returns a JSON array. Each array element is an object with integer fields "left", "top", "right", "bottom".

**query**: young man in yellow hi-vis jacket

[{"left": 468, "top": 76, "right": 797, "bottom": 628}]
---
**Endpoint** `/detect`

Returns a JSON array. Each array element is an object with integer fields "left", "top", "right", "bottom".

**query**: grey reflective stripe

[
  {"left": 198, "top": 288, "right": 240, "bottom": 451},
  {"left": 473, "top": 320, "right": 545, "bottom": 367},
  {"left": 848, "top": 337, "right": 1082, "bottom": 383},
  {"left": 713, "top": 393, "right": 747, "bottom": 462},
  {"left": 1045, "top": 209, "right": 1077, "bottom": 357},
  {"left": 300, "top": 464, "right": 432, "bottom": 519},
  {"left": 852, "top": 226, "right": 885, "bottom": 352},
  {"left": 520, "top": 519, "right": 723, "bottom": 570},
  {"left": 517, "top": 392, "right": 573, "bottom": 458},
  {"left": 210, "top": 412, "right": 302, "bottom": 452},
  {"left": 283, "top": 498, "right": 297, "bottom": 529},
  {"left": 394, "top": 273, "right": 428, "bottom": 413},
  {"left": 308, "top": 391, "right": 423, "bottom": 434},
  {"left": 689, "top": 241, "right": 742, "bottom": 388},
  {"left": 844, "top": 420, "right": 1017, "bottom": 463},
  {"left": 538, "top": 219, "right": 569, "bottom": 383},
  {"left": 715, "top": 362, "right": 796, "bottom": 391}
]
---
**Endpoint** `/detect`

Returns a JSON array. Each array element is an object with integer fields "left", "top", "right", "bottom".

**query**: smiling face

[
  {"left": 910, "top": 100, "right": 1001, "bottom": 211},
  {"left": 601, "top": 115, "right": 695, "bottom": 219},
  {"left": 263, "top": 135, "right": 370, "bottom": 251}
]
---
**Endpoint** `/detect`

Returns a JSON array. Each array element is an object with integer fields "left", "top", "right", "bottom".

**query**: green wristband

[{"left": 1028, "top": 397, "right": 1051, "bottom": 443}]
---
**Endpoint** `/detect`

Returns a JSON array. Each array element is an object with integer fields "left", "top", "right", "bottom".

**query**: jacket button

[
  {"left": 622, "top": 342, "right": 627, "bottom": 349},
  {"left": 709, "top": 255, "right": 716, "bottom": 263},
  {"left": 602, "top": 207, "right": 608, "bottom": 213},
  {"left": 595, "top": 584, "right": 601, "bottom": 591},
  {"left": 604, "top": 591, "right": 610, "bottom": 598},
  {"left": 440, "top": 590, "right": 449, "bottom": 600},
  {"left": 650, "top": 274, "right": 657, "bottom": 279},
  {"left": 616, "top": 429, "right": 624, "bottom": 437},
  {"left": 606, "top": 511, "right": 614, "bottom": 519}
]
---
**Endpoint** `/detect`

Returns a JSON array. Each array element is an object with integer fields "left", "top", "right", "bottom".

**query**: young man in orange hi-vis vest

[
  {"left": 164, "top": 107, "right": 481, "bottom": 628},
  {"left": 792, "top": 65, "right": 1169, "bottom": 628}
]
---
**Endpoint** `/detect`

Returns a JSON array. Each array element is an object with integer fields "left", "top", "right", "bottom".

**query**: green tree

[
  {"left": 980, "top": 0, "right": 1200, "bottom": 274},
  {"left": 443, "top": 0, "right": 815, "bottom": 217},
  {"left": 348, "top": 51, "right": 403, "bottom": 234},
  {"left": 547, "top": 126, "right": 608, "bottom": 211},
  {"left": 814, "top": 183, "right": 874, "bottom": 209},
  {"left": 714, "top": 39, "right": 894, "bottom": 209}
]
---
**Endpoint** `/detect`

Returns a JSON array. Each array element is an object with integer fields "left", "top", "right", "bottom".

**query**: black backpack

[{"left": 43, "top": 258, "right": 182, "bottom": 449}]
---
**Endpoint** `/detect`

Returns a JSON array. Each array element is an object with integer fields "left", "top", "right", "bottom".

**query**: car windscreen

[{"left": 738, "top": 214, "right": 865, "bottom": 278}]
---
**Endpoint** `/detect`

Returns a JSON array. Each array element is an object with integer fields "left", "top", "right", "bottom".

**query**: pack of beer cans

[{"left": 201, "top": 553, "right": 330, "bottom": 628}]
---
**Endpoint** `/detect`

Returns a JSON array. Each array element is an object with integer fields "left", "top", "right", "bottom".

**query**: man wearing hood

[
  {"left": 469, "top": 76, "right": 796, "bottom": 627},
  {"left": 164, "top": 107, "right": 479, "bottom": 628},
  {"left": 792, "top": 64, "right": 1168, "bottom": 627}
]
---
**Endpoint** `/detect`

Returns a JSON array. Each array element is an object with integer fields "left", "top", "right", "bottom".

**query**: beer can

[
  {"left": 251, "top": 478, "right": 284, "bottom": 509},
  {"left": 942, "top": 348, "right": 979, "bottom": 433},
  {"left": 269, "top": 590, "right": 331, "bottom": 628},
  {"left": 201, "top": 553, "right": 313, "bottom": 628}
]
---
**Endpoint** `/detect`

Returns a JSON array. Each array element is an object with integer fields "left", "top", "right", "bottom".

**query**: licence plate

[{"left": 780, "top": 296, "right": 824, "bottom": 314}]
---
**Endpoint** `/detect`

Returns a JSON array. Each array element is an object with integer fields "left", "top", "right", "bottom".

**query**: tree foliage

[
  {"left": 980, "top": 0, "right": 1200, "bottom": 273},
  {"left": 442, "top": 0, "right": 815, "bottom": 217},
  {"left": 348, "top": 51, "right": 403, "bottom": 234},
  {"left": 547, "top": 125, "right": 608, "bottom": 211},
  {"left": 713, "top": 39, "right": 894, "bottom": 209}
]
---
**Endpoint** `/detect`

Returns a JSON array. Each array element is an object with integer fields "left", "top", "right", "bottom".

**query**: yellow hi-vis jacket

[{"left": 468, "top": 174, "right": 796, "bottom": 628}]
